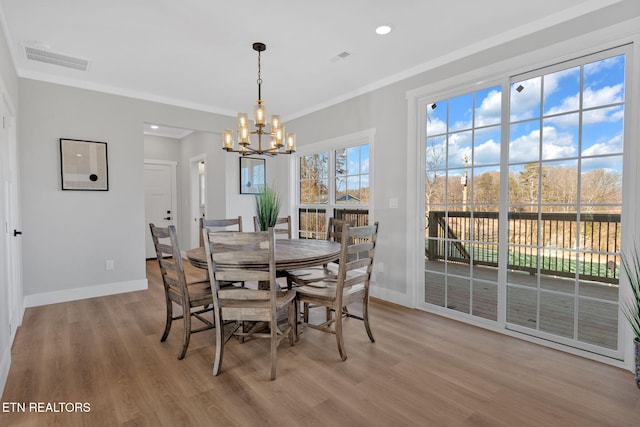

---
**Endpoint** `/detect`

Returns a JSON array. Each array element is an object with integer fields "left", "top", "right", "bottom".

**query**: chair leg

[
  {"left": 177, "top": 304, "right": 191, "bottom": 360},
  {"left": 213, "top": 312, "right": 224, "bottom": 376},
  {"left": 294, "top": 299, "right": 300, "bottom": 341},
  {"left": 161, "top": 298, "right": 173, "bottom": 342},
  {"left": 303, "top": 302, "right": 310, "bottom": 323},
  {"left": 334, "top": 306, "right": 347, "bottom": 361},
  {"left": 288, "top": 300, "right": 296, "bottom": 346},
  {"left": 270, "top": 317, "right": 278, "bottom": 380},
  {"left": 363, "top": 297, "right": 375, "bottom": 343}
]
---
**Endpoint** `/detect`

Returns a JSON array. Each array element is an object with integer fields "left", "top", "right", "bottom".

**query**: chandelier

[{"left": 222, "top": 42, "right": 296, "bottom": 156}]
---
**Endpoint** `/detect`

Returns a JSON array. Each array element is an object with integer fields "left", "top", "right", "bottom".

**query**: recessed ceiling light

[
  {"left": 150, "top": 125, "right": 159, "bottom": 129},
  {"left": 375, "top": 25, "right": 392, "bottom": 35}
]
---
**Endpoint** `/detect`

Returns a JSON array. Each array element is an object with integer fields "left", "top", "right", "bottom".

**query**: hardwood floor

[{"left": 2, "top": 260, "right": 639, "bottom": 426}]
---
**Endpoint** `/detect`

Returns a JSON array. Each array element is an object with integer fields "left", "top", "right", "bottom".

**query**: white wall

[
  {"left": 144, "top": 134, "right": 180, "bottom": 161},
  {"left": 224, "top": 154, "right": 291, "bottom": 232},
  {"left": 18, "top": 79, "right": 235, "bottom": 306}
]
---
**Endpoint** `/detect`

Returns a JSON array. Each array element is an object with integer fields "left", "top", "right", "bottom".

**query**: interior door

[
  {"left": 144, "top": 162, "right": 176, "bottom": 259},
  {"left": 2, "top": 91, "right": 21, "bottom": 342}
]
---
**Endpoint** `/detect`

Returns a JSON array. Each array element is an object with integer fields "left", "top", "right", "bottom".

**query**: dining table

[{"left": 186, "top": 238, "right": 341, "bottom": 273}]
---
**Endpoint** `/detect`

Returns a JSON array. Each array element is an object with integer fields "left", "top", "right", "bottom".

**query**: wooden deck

[{"left": 425, "top": 260, "right": 618, "bottom": 349}]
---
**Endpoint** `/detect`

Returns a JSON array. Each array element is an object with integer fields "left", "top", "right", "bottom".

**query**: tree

[
  {"left": 473, "top": 170, "right": 500, "bottom": 206},
  {"left": 425, "top": 138, "right": 446, "bottom": 207},
  {"left": 300, "top": 153, "right": 328, "bottom": 204},
  {"left": 581, "top": 168, "right": 622, "bottom": 208}
]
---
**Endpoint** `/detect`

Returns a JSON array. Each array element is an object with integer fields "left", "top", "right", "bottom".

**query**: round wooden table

[{"left": 186, "top": 239, "right": 341, "bottom": 271}]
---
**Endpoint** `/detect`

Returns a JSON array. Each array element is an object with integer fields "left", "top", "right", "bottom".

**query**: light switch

[{"left": 389, "top": 198, "right": 399, "bottom": 209}]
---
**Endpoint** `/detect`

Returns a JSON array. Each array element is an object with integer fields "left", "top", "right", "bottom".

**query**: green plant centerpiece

[
  {"left": 621, "top": 245, "right": 640, "bottom": 389},
  {"left": 255, "top": 183, "right": 280, "bottom": 231}
]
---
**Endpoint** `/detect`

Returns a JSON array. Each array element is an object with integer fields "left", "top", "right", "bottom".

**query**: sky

[{"left": 426, "top": 53, "right": 625, "bottom": 175}]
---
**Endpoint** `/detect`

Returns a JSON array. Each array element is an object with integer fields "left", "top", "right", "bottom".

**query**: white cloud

[
  {"left": 427, "top": 116, "right": 446, "bottom": 135},
  {"left": 475, "top": 89, "right": 502, "bottom": 127},
  {"left": 509, "top": 127, "right": 540, "bottom": 162},
  {"left": 582, "top": 134, "right": 623, "bottom": 157},
  {"left": 541, "top": 127, "right": 576, "bottom": 160},
  {"left": 473, "top": 138, "right": 500, "bottom": 165},
  {"left": 447, "top": 132, "right": 472, "bottom": 168},
  {"left": 583, "top": 84, "right": 623, "bottom": 109},
  {"left": 584, "top": 56, "right": 622, "bottom": 77}
]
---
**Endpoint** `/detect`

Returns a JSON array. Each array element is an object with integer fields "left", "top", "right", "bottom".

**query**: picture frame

[
  {"left": 239, "top": 157, "right": 265, "bottom": 194},
  {"left": 60, "top": 138, "right": 109, "bottom": 191}
]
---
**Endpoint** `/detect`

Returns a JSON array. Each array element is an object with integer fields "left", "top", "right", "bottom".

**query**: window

[
  {"left": 420, "top": 46, "right": 628, "bottom": 359},
  {"left": 296, "top": 132, "right": 373, "bottom": 238},
  {"left": 506, "top": 51, "right": 625, "bottom": 352},
  {"left": 424, "top": 84, "right": 502, "bottom": 321}
]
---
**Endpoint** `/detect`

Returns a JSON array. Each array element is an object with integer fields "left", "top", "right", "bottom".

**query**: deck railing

[
  {"left": 334, "top": 208, "right": 369, "bottom": 227},
  {"left": 298, "top": 208, "right": 369, "bottom": 239},
  {"left": 426, "top": 211, "right": 621, "bottom": 284}
]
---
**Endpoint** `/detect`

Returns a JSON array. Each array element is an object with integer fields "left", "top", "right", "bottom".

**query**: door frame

[
  {"left": 144, "top": 159, "right": 178, "bottom": 257},
  {"left": 190, "top": 153, "right": 207, "bottom": 249}
]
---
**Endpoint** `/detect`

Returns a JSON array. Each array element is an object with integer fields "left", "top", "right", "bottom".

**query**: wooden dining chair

[
  {"left": 254, "top": 215, "right": 292, "bottom": 282},
  {"left": 253, "top": 215, "right": 292, "bottom": 239},
  {"left": 295, "top": 222, "right": 379, "bottom": 360},
  {"left": 199, "top": 216, "right": 244, "bottom": 286},
  {"left": 287, "top": 217, "right": 355, "bottom": 286},
  {"left": 149, "top": 223, "right": 215, "bottom": 360},
  {"left": 198, "top": 216, "right": 243, "bottom": 247},
  {"left": 203, "top": 228, "right": 297, "bottom": 380}
]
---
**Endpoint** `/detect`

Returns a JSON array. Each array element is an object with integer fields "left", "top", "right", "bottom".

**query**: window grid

[{"left": 297, "top": 143, "right": 370, "bottom": 239}]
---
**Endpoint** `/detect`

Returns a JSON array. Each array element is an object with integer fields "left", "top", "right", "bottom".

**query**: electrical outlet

[
  {"left": 105, "top": 259, "right": 114, "bottom": 270},
  {"left": 377, "top": 262, "right": 385, "bottom": 273}
]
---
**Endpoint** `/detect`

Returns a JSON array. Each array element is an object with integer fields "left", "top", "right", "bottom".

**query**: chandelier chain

[{"left": 256, "top": 50, "right": 262, "bottom": 96}]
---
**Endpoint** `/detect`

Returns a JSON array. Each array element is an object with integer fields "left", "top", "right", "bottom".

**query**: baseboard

[
  {"left": 370, "top": 283, "right": 412, "bottom": 308},
  {"left": 0, "top": 345, "right": 10, "bottom": 399},
  {"left": 23, "top": 279, "right": 148, "bottom": 308}
]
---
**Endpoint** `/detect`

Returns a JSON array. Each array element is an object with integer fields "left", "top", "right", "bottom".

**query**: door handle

[
  {"left": 13, "top": 230, "right": 22, "bottom": 236},
  {"left": 164, "top": 217, "right": 171, "bottom": 220}
]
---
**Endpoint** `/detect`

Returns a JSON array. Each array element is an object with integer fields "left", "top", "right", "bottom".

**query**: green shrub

[{"left": 255, "top": 184, "right": 280, "bottom": 231}]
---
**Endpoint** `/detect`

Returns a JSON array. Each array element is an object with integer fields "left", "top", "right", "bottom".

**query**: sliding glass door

[
  {"left": 506, "top": 49, "right": 625, "bottom": 354},
  {"left": 423, "top": 46, "right": 628, "bottom": 357},
  {"left": 424, "top": 85, "right": 502, "bottom": 321}
]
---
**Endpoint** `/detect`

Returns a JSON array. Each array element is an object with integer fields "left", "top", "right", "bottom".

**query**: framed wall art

[
  {"left": 60, "top": 138, "right": 109, "bottom": 191},
  {"left": 239, "top": 157, "right": 265, "bottom": 194}
]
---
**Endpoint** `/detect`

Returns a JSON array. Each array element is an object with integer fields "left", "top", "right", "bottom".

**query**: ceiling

[{"left": 0, "top": 0, "right": 632, "bottom": 129}]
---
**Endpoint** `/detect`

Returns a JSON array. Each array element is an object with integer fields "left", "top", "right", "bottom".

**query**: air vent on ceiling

[
  {"left": 330, "top": 51, "right": 351, "bottom": 63},
  {"left": 24, "top": 46, "right": 89, "bottom": 71}
]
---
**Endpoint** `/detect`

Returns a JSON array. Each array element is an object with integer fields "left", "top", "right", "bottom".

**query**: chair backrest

[
  {"left": 203, "top": 229, "right": 277, "bottom": 309},
  {"left": 149, "top": 223, "right": 189, "bottom": 301},
  {"left": 253, "top": 215, "right": 292, "bottom": 239},
  {"left": 326, "top": 217, "right": 356, "bottom": 243},
  {"left": 199, "top": 216, "right": 243, "bottom": 246},
  {"left": 335, "top": 222, "right": 379, "bottom": 292}
]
